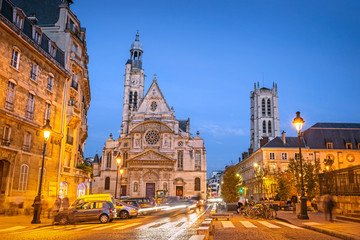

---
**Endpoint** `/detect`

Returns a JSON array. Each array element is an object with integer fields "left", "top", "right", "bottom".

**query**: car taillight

[{"left": 109, "top": 207, "right": 112, "bottom": 213}]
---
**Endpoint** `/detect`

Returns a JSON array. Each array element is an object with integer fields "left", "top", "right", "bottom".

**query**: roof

[
  {"left": 263, "top": 137, "right": 305, "bottom": 148},
  {"left": 93, "top": 153, "right": 100, "bottom": 163},
  {"left": 10, "top": 0, "right": 63, "bottom": 26},
  {"left": 178, "top": 119, "right": 188, "bottom": 132},
  {"left": 310, "top": 123, "right": 360, "bottom": 129}
]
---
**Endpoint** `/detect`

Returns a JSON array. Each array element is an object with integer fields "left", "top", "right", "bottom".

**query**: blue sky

[{"left": 72, "top": 0, "right": 360, "bottom": 174}]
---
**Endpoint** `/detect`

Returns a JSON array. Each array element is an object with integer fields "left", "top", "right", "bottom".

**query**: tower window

[
  {"left": 262, "top": 99, "right": 265, "bottom": 116},
  {"left": 267, "top": 99, "right": 271, "bottom": 116},
  {"left": 106, "top": 152, "right": 112, "bottom": 169},
  {"left": 262, "top": 121, "right": 266, "bottom": 134},
  {"left": 105, "top": 177, "right": 110, "bottom": 190},
  {"left": 268, "top": 121, "right": 272, "bottom": 134},
  {"left": 133, "top": 92, "right": 138, "bottom": 109},
  {"left": 129, "top": 91, "right": 133, "bottom": 104}
]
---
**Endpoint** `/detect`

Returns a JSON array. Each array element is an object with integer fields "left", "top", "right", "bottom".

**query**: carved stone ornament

[
  {"left": 150, "top": 101, "right": 157, "bottom": 111},
  {"left": 145, "top": 130, "right": 160, "bottom": 145}
]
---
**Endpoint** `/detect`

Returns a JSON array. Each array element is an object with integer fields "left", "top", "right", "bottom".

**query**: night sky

[{"left": 71, "top": 0, "right": 360, "bottom": 175}]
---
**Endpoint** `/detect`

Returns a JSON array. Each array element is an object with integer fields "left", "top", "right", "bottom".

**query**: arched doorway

[
  {"left": 77, "top": 182, "right": 87, "bottom": 197},
  {"left": 0, "top": 160, "right": 10, "bottom": 197},
  {"left": 59, "top": 181, "right": 68, "bottom": 198}
]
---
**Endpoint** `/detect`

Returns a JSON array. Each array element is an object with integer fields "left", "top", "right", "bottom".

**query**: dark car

[
  {"left": 54, "top": 200, "right": 116, "bottom": 224},
  {"left": 122, "top": 199, "right": 141, "bottom": 210},
  {"left": 127, "top": 197, "right": 156, "bottom": 208}
]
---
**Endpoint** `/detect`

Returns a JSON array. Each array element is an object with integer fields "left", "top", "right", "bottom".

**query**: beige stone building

[
  {"left": 0, "top": 0, "right": 91, "bottom": 211},
  {"left": 92, "top": 34, "right": 207, "bottom": 199},
  {"left": 11, "top": 0, "right": 92, "bottom": 201},
  {"left": 238, "top": 123, "right": 360, "bottom": 201},
  {"left": 0, "top": 0, "right": 69, "bottom": 210}
]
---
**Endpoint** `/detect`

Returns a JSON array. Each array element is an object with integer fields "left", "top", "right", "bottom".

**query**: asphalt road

[{"left": 0, "top": 205, "right": 339, "bottom": 240}]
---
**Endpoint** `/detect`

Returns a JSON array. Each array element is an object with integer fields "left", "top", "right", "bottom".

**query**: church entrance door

[
  {"left": 176, "top": 186, "right": 183, "bottom": 197},
  {"left": 146, "top": 183, "right": 155, "bottom": 198}
]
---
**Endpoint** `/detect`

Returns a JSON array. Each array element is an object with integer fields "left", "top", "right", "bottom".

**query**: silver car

[
  {"left": 55, "top": 200, "right": 117, "bottom": 224},
  {"left": 115, "top": 200, "right": 138, "bottom": 219}
]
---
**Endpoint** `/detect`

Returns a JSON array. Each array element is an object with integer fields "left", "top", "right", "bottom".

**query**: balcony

[
  {"left": 66, "top": 135, "right": 73, "bottom": 145},
  {"left": 71, "top": 80, "right": 78, "bottom": 91},
  {"left": 67, "top": 105, "right": 81, "bottom": 126}
]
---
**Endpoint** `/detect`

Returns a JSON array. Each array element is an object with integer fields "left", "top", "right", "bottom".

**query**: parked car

[
  {"left": 122, "top": 199, "right": 141, "bottom": 210},
  {"left": 71, "top": 194, "right": 115, "bottom": 207},
  {"left": 114, "top": 200, "right": 138, "bottom": 219},
  {"left": 54, "top": 200, "right": 116, "bottom": 224},
  {"left": 127, "top": 197, "right": 157, "bottom": 208}
]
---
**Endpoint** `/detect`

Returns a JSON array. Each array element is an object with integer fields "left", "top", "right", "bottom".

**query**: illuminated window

[
  {"left": 281, "top": 153, "right": 287, "bottom": 160},
  {"left": 327, "top": 142, "right": 333, "bottom": 149},
  {"left": 346, "top": 143, "right": 352, "bottom": 149},
  {"left": 269, "top": 153, "right": 275, "bottom": 159}
]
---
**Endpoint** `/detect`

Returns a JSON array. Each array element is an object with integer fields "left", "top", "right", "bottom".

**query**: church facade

[{"left": 92, "top": 34, "right": 207, "bottom": 199}]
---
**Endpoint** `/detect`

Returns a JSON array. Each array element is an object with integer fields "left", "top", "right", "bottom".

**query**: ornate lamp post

[
  {"left": 293, "top": 111, "right": 309, "bottom": 219},
  {"left": 115, "top": 156, "right": 122, "bottom": 199},
  {"left": 119, "top": 169, "right": 124, "bottom": 199},
  {"left": 31, "top": 120, "right": 51, "bottom": 224}
]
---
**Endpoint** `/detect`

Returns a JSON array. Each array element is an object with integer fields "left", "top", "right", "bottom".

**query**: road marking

[
  {"left": 258, "top": 221, "right": 280, "bottom": 228},
  {"left": 275, "top": 221, "right": 302, "bottom": 229},
  {"left": 303, "top": 222, "right": 322, "bottom": 226},
  {"left": 92, "top": 223, "right": 125, "bottom": 230},
  {"left": 10, "top": 225, "right": 55, "bottom": 234},
  {"left": 0, "top": 226, "right": 27, "bottom": 232},
  {"left": 114, "top": 223, "right": 141, "bottom": 230},
  {"left": 240, "top": 221, "right": 257, "bottom": 228},
  {"left": 221, "top": 221, "right": 235, "bottom": 228},
  {"left": 73, "top": 224, "right": 105, "bottom": 231}
]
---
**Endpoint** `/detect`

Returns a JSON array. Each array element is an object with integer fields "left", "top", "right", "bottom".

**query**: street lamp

[
  {"left": 119, "top": 168, "right": 124, "bottom": 199},
  {"left": 115, "top": 156, "right": 122, "bottom": 199},
  {"left": 293, "top": 111, "right": 309, "bottom": 219},
  {"left": 31, "top": 120, "right": 51, "bottom": 224}
]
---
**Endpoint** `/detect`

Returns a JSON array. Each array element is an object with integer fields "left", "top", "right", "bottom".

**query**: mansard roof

[
  {"left": 11, "top": 0, "right": 63, "bottom": 26},
  {"left": 263, "top": 137, "right": 305, "bottom": 148}
]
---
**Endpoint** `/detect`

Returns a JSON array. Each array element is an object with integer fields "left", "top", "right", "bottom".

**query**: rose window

[
  {"left": 145, "top": 130, "right": 160, "bottom": 145},
  {"left": 151, "top": 101, "right": 157, "bottom": 111}
]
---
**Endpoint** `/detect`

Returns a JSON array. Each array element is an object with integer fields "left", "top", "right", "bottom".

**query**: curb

[{"left": 275, "top": 217, "right": 358, "bottom": 240}]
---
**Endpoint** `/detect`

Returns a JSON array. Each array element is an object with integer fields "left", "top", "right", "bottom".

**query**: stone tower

[
  {"left": 121, "top": 32, "right": 146, "bottom": 136},
  {"left": 250, "top": 82, "right": 280, "bottom": 151}
]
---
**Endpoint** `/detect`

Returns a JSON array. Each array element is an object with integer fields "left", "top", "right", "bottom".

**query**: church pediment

[
  {"left": 130, "top": 120, "right": 173, "bottom": 133},
  {"left": 127, "top": 149, "right": 175, "bottom": 164}
]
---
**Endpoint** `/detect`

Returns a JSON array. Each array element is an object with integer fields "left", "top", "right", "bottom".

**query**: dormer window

[
  {"left": 13, "top": 8, "right": 25, "bottom": 29},
  {"left": 32, "top": 26, "right": 42, "bottom": 45},
  {"left": 346, "top": 143, "right": 352, "bottom": 149},
  {"left": 48, "top": 41, "right": 57, "bottom": 58},
  {"left": 327, "top": 142, "right": 333, "bottom": 149}
]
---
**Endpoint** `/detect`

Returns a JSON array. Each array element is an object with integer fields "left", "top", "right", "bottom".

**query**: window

[
  {"left": 19, "top": 164, "right": 29, "bottom": 191},
  {"left": 32, "top": 26, "right": 42, "bottom": 44},
  {"left": 269, "top": 163, "right": 276, "bottom": 174},
  {"left": 295, "top": 153, "right": 300, "bottom": 160},
  {"left": 281, "top": 153, "right": 287, "bottom": 160},
  {"left": 106, "top": 152, "right": 112, "bottom": 168},
  {"left": 2, "top": 126, "right": 11, "bottom": 146},
  {"left": 308, "top": 153, "right": 314, "bottom": 160},
  {"left": 267, "top": 99, "right": 271, "bottom": 116},
  {"left": 71, "top": 73, "right": 78, "bottom": 90},
  {"left": 262, "top": 121, "right": 266, "bottom": 134},
  {"left": 47, "top": 75, "right": 54, "bottom": 91},
  {"left": 30, "top": 63, "right": 38, "bottom": 81},
  {"left": 346, "top": 143, "right": 352, "bottom": 149},
  {"left": 44, "top": 102, "right": 51, "bottom": 124},
  {"left": 26, "top": 92, "right": 35, "bottom": 119},
  {"left": 11, "top": 48, "right": 20, "bottom": 69},
  {"left": 23, "top": 132, "right": 31, "bottom": 151},
  {"left": 194, "top": 177, "right": 201, "bottom": 191},
  {"left": 5, "top": 81, "right": 16, "bottom": 110},
  {"left": 262, "top": 99, "right": 265, "bottom": 115},
  {"left": 269, "top": 152, "right": 275, "bottom": 160},
  {"left": 195, "top": 151, "right": 201, "bottom": 170},
  {"left": 13, "top": 9, "right": 24, "bottom": 29},
  {"left": 327, "top": 142, "right": 333, "bottom": 149},
  {"left": 49, "top": 42, "right": 57, "bottom": 57},
  {"left": 268, "top": 121, "right": 272, "bottom": 134},
  {"left": 105, "top": 177, "right": 110, "bottom": 190},
  {"left": 177, "top": 151, "right": 183, "bottom": 170}
]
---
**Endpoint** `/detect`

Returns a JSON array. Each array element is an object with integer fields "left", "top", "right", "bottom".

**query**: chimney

[
  {"left": 260, "top": 136, "right": 269, "bottom": 147},
  {"left": 282, "top": 131, "right": 286, "bottom": 144},
  {"left": 28, "top": 13, "right": 38, "bottom": 25}
]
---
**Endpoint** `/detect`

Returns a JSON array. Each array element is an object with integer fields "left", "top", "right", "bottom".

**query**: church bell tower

[{"left": 121, "top": 32, "right": 145, "bottom": 136}]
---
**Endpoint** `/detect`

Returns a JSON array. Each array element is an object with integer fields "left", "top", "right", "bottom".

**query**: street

[{"left": 0, "top": 205, "right": 341, "bottom": 240}]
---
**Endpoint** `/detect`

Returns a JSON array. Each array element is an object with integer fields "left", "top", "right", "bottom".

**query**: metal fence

[{"left": 319, "top": 165, "right": 360, "bottom": 196}]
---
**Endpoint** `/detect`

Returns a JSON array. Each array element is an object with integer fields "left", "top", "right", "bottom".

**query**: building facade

[
  {"left": 250, "top": 82, "right": 280, "bottom": 152},
  {"left": 238, "top": 123, "right": 360, "bottom": 201},
  {"left": 93, "top": 34, "right": 207, "bottom": 199},
  {"left": 0, "top": 0, "right": 69, "bottom": 210},
  {"left": 207, "top": 170, "right": 223, "bottom": 198}
]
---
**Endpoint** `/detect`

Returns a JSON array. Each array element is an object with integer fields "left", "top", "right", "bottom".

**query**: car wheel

[
  {"left": 120, "top": 211, "right": 129, "bottom": 219},
  {"left": 59, "top": 216, "right": 68, "bottom": 225},
  {"left": 99, "top": 214, "right": 109, "bottom": 223}
]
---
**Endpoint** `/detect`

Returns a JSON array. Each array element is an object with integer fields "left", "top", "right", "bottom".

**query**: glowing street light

[
  {"left": 32, "top": 120, "right": 52, "bottom": 224},
  {"left": 119, "top": 168, "right": 124, "bottom": 198},
  {"left": 115, "top": 156, "right": 122, "bottom": 199},
  {"left": 293, "top": 111, "right": 309, "bottom": 219}
]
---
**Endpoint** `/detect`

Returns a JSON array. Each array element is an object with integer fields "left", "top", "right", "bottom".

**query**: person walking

[
  {"left": 62, "top": 196, "right": 70, "bottom": 210},
  {"left": 325, "top": 194, "right": 336, "bottom": 222}
]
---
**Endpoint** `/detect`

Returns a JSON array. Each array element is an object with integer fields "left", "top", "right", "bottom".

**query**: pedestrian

[
  {"left": 325, "top": 194, "right": 336, "bottom": 222},
  {"left": 237, "top": 198, "right": 245, "bottom": 214},
  {"left": 53, "top": 197, "right": 61, "bottom": 216},
  {"left": 62, "top": 196, "right": 70, "bottom": 210}
]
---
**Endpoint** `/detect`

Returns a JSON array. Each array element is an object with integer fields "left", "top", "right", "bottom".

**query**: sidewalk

[
  {"left": 276, "top": 211, "right": 360, "bottom": 240},
  {"left": 0, "top": 214, "right": 53, "bottom": 230}
]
